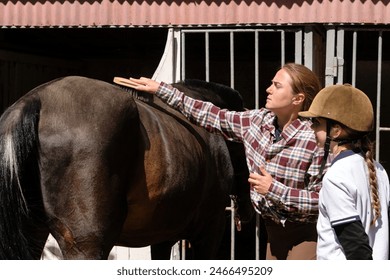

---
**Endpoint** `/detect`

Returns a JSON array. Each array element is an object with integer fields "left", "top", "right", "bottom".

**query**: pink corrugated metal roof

[{"left": 1, "top": 0, "right": 390, "bottom": 27}]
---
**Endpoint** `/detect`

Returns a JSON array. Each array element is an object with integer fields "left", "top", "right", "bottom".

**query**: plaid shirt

[{"left": 157, "top": 82, "right": 326, "bottom": 224}]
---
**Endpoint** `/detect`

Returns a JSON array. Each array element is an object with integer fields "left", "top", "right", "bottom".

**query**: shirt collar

[
  {"left": 331, "top": 149, "right": 362, "bottom": 166},
  {"left": 263, "top": 114, "right": 308, "bottom": 143},
  {"left": 281, "top": 118, "right": 307, "bottom": 143}
]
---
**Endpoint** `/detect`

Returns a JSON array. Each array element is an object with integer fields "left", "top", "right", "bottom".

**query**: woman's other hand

[{"left": 248, "top": 166, "right": 273, "bottom": 195}]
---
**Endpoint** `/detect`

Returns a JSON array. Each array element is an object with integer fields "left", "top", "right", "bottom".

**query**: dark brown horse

[{"left": 0, "top": 76, "right": 252, "bottom": 260}]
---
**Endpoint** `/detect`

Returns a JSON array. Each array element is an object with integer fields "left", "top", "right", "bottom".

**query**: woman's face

[
  {"left": 265, "top": 69, "right": 297, "bottom": 114},
  {"left": 311, "top": 117, "right": 327, "bottom": 148}
]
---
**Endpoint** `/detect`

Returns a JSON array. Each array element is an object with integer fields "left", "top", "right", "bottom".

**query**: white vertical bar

[
  {"left": 376, "top": 31, "right": 383, "bottom": 161},
  {"left": 230, "top": 32, "right": 235, "bottom": 88},
  {"left": 230, "top": 199, "right": 235, "bottom": 260},
  {"left": 255, "top": 213, "right": 260, "bottom": 260},
  {"left": 181, "top": 31, "right": 186, "bottom": 81},
  {"left": 229, "top": 31, "right": 236, "bottom": 260},
  {"left": 281, "top": 31, "right": 285, "bottom": 66},
  {"left": 295, "top": 29, "right": 303, "bottom": 64},
  {"left": 304, "top": 28, "right": 313, "bottom": 70},
  {"left": 325, "top": 28, "right": 336, "bottom": 86},
  {"left": 255, "top": 31, "right": 260, "bottom": 109},
  {"left": 336, "top": 29, "right": 345, "bottom": 84},
  {"left": 352, "top": 31, "right": 357, "bottom": 86},
  {"left": 205, "top": 32, "right": 210, "bottom": 82},
  {"left": 254, "top": 31, "right": 260, "bottom": 259},
  {"left": 181, "top": 240, "right": 186, "bottom": 260}
]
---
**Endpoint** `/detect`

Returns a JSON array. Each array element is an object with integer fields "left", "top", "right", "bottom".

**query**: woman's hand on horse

[{"left": 127, "top": 77, "right": 159, "bottom": 94}]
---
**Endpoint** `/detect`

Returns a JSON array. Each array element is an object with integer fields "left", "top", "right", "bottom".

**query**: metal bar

[
  {"left": 329, "top": 26, "right": 390, "bottom": 32},
  {"left": 181, "top": 240, "right": 186, "bottom": 260},
  {"left": 230, "top": 199, "right": 235, "bottom": 260},
  {"left": 281, "top": 30, "right": 285, "bottom": 66},
  {"left": 255, "top": 213, "right": 260, "bottom": 260},
  {"left": 205, "top": 32, "right": 210, "bottom": 82},
  {"left": 182, "top": 28, "right": 300, "bottom": 34},
  {"left": 336, "top": 29, "right": 345, "bottom": 84},
  {"left": 352, "top": 31, "right": 357, "bottom": 86},
  {"left": 255, "top": 31, "right": 260, "bottom": 109},
  {"left": 295, "top": 29, "right": 302, "bottom": 64},
  {"left": 325, "top": 28, "right": 336, "bottom": 86},
  {"left": 230, "top": 31, "right": 235, "bottom": 89},
  {"left": 254, "top": 30, "right": 260, "bottom": 259},
  {"left": 304, "top": 28, "right": 313, "bottom": 69},
  {"left": 181, "top": 32, "right": 186, "bottom": 81},
  {"left": 376, "top": 31, "right": 383, "bottom": 161}
]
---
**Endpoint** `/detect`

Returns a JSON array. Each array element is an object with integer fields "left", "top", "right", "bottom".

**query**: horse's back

[{"left": 37, "top": 76, "right": 140, "bottom": 181}]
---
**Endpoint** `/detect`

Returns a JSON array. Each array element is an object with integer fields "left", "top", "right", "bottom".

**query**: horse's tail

[{"left": 0, "top": 92, "right": 41, "bottom": 259}]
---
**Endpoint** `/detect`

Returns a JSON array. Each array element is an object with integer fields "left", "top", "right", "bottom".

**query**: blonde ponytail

[{"left": 355, "top": 136, "right": 380, "bottom": 225}]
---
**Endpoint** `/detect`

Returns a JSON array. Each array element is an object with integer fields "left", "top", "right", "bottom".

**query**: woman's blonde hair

[{"left": 281, "top": 63, "right": 321, "bottom": 111}]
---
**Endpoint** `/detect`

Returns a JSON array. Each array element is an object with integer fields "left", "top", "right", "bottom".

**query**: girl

[
  {"left": 299, "top": 84, "right": 390, "bottom": 259},
  {"left": 126, "top": 63, "right": 325, "bottom": 259}
]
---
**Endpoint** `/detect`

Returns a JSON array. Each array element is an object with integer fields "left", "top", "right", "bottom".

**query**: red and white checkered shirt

[{"left": 157, "top": 82, "right": 326, "bottom": 224}]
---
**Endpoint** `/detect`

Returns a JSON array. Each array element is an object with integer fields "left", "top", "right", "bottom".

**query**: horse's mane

[{"left": 173, "top": 79, "right": 245, "bottom": 112}]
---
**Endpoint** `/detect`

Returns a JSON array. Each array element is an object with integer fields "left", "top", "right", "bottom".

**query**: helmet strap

[
  {"left": 319, "top": 121, "right": 332, "bottom": 176},
  {"left": 333, "top": 138, "right": 355, "bottom": 145}
]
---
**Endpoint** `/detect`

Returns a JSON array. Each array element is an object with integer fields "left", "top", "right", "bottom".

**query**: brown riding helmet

[{"left": 298, "top": 84, "right": 374, "bottom": 132}]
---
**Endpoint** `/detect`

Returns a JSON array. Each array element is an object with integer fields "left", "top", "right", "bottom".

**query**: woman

[
  {"left": 126, "top": 63, "right": 325, "bottom": 260},
  {"left": 299, "top": 84, "right": 390, "bottom": 259}
]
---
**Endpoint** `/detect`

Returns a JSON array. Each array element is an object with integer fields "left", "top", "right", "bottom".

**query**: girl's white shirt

[{"left": 317, "top": 150, "right": 390, "bottom": 260}]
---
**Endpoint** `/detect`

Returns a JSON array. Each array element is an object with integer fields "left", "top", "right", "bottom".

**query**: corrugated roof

[{"left": 1, "top": 0, "right": 390, "bottom": 28}]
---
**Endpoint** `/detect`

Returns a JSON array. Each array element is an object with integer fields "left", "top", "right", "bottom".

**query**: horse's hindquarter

[
  {"left": 37, "top": 77, "right": 140, "bottom": 256},
  {"left": 119, "top": 99, "right": 233, "bottom": 246},
  {"left": 2, "top": 76, "right": 240, "bottom": 259}
]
